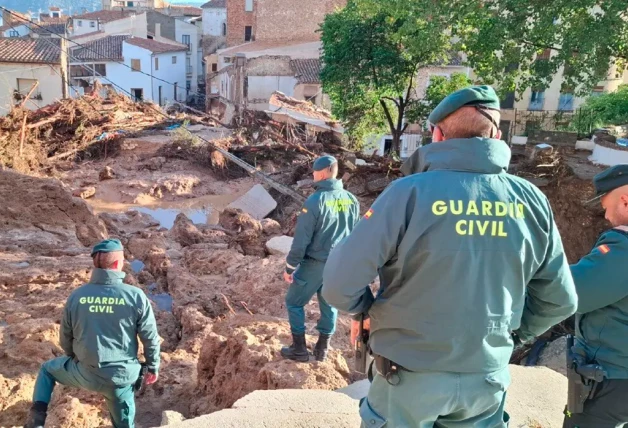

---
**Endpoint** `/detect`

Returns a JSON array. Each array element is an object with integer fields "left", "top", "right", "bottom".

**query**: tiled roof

[
  {"left": 0, "top": 37, "right": 61, "bottom": 63},
  {"left": 49, "top": 7, "right": 61, "bottom": 11},
  {"left": 39, "top": 15, "right": 69, "bottom": 24},
  {"left": 31, "top": 23, "right": 67, "bottom": 35},
  {"left": 72, "top": 10, "right": 137, "bottom": 23},
  {"left": 201, "top": 0, "right": 226, "bottom": 8},
  {"left": 73, "top": 35, "right": 129, "bottom": 61},
  {"left": 125, "top": 37, "right": 187, "bottom": 54},
  {"left": 156, "top": 6, "right": 202, "bottom": 16},
  {"left": 70, "top": 30, "right": 104, "bottom": 40},
  {"left": 290, "top": 59, "right": 321, "bottom": 84}
]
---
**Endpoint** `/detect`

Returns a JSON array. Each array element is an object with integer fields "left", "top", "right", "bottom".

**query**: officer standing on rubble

[
  {"left": 563, "top": 165, "right": 628, "bottom": 428},
  {"left": 25, "top": 239, "right": 160, "bottom": 428},
  {"left": 281, "top": 155, "right": 360, "bottom": 363},
  {"left": 323, "top": 86, "right": 578, "bottom": 427}
]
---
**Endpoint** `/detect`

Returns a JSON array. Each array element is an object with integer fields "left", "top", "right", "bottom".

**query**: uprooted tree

[{"left": 320, "top": 1, "right": 459, "bottom": 155}]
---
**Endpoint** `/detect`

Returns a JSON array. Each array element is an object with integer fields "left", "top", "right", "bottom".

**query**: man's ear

[
  {"left": 496, "top": 129, "right": 503, "bottom": 140},
  {"left": 111, "top": 260, "right": 121, "bottom": 270},
  {"left": 432, "top": 126, "right": 445, "bottom": 142}
]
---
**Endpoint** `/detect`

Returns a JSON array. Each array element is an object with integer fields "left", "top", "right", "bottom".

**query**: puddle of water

[
  {"left": 130, "top": 260, "right": 145, "bottom": 274},
  {"left": 132, "top": 207, "right": 211, "bottom": 230},
  {"left": 14, "top": 262, "right": 30, "bottom": 268},
  {"left": 149, "top": 293, "right": 173, "bottom": 312}
]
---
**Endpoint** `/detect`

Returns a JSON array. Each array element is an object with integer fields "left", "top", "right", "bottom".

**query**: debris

[
  {"left": 297, "top": 179, "right": 314, "bottom": 188},
  {"left": 265, "top": 236, "right": 294, "bottom": 256},
  {"left": 145, "top": 156, "right": 167, "bottom": 171},
  {"left": 343, "top": 160, "right": 357, "bottom": 172},
  {"left": 355, "top": 159, "right": 367, "bottom": 166},
  {"left": 99, "top": 166, "right": 115, "bottom": 181},
  {"left": 530, "top": 143, "right": 553, "bottom": 161},
  {"left": 227, "top": 184, "right": 278, "bottom": 220},
  {"left": 72, "top": 186, "right": 96, "bottom": 199},
  {"left": 161, "top": 410, "right": 186, "bottom": 426}
]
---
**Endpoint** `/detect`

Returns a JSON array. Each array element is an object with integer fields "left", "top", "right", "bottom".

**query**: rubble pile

[{"left": 0, "top": 91, "right": 219, "bottom": 174}]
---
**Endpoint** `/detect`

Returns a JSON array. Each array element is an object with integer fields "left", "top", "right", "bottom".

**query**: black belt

[{"left": 372, "top": 354, "right": 411, "bottom": 386}]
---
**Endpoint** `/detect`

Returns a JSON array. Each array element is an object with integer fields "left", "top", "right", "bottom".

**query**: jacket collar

[
  {"left": 420, "top": 138, "right": 511, "bottom": 174},
  {"left": 89, "top": 268, "right": 126, "bottom": 285},
  {"left": 313, "top": 178, "right": 344, "bottom": 191}
]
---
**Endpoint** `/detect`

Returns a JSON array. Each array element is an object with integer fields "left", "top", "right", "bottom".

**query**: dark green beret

[
  {"left": 428, "top": 85, "right": 501, "bottom": 125},
  {"left": 591, "top": 165, "right": 628, "bottom": 201},
  {"left": 313, "top": 155, "right": 337, "bottom": 171},
  {"left": 91, "top": 238, "right": 124, "bottom": 257}
]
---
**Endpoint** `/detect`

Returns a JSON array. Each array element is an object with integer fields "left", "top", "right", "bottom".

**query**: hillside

[{"left": 2, "top": 0, "right": 101, "bottom": 15}]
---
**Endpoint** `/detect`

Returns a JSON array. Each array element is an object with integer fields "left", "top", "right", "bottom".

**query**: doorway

[
  {"left": 158, "top": 86, "right": 162, "bottom": 106},
  {"left": 383, "top": 138, "right": 393, "bottom": 155},
  {"left": 131, "top": 88, "right": 143, "bottom": 102}
]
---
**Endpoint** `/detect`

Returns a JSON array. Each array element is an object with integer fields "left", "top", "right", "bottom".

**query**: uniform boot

[
  {"left": 24, "top": 401, "right": 48, "bottom": 428},
  {"left": 280, "top": 333, "right": 309, "bottom": 362},
  {"left": 313, "top": 334, "right": 332, "bottom": 362}
]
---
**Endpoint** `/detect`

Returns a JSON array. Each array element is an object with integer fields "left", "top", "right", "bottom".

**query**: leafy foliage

[{"left": 581, "top": 85, "right": 628, "bottom": 127}]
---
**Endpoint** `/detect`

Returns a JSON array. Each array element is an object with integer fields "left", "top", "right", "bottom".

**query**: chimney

[
  {"left": 82, "top": 8, "right": 87, "bottom": 14},
  {"left": 155, "top": 23, "right": 161, "bottom": 38}
]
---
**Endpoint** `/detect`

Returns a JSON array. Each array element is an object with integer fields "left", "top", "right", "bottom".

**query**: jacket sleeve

[
  {"left": 400, "top": 150, "right": 420, "bottom": 176},
  {"left": 322, "top": 183, "right": 410, "bottom": 314},
  {"left": 60, "top": 297, "right": 74, "bottom": 357},
  {"left": 570, "top": 230, "right": 628, "bottom": 314},
  {"left": 286, "top": 197, "right": 319, "bottom": 274},
  {"left": 514, "top": 209, "right": 578, "bottom": 342},
  {"left": 137, "top": 295, "right": 161, "bottom": 374}
]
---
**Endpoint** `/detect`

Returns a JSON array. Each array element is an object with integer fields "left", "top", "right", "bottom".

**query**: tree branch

[
  {"left": 381, "top": 96, "right": 401, "bottom": 107},
  {"left": 379, "top": 99, "right": 396, "bottom": 136}
]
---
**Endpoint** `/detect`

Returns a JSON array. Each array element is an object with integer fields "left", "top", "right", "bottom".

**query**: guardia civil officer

[
  {"left": 322, "top": 86, "right": 578, "bottom": 427},
  {"left": 25, "top": 239, "right": 160, "bottom": 428},
  {"left": 563, "top": 165, "right": 628, "bottom": 428},
  {"left": 281, "top": 155, "right": 360, "bottom": 362}
]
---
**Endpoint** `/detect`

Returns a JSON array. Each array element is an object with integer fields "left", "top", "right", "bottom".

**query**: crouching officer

[
  {"left": 563, "top": 165, "right": 628, "bottom": 428},
  {"left": 322, "top": 86, "right": 578, "bottom": 427},
  {"left": 25, "top": 239, "right": 160, "bottom": 428},
  {"left": 281, "top": 155, "right": 360, "bottom": 362}
]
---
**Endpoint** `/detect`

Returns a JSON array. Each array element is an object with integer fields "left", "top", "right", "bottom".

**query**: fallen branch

[
  {"left": 240, "top": 301, "right": 254, "bottom": 315},
  {"left": 220, "top": 293, "right": 237, "bottom": 316}
]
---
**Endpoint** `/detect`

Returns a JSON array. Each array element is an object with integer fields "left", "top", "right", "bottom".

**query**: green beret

[
  {"left": 313, "top": 155, "right": 337, "bottom": 171},
  {"left": 428, "top": 85, "right": 501, "bottom": 125},
  {"left": 91, "top": 238, "right": 124, "bottom": 257},
  {"left": 590, "top": 165, "right": 628, "bottom": 201}
]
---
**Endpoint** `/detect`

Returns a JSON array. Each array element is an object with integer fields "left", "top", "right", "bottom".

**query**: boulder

[
  {"left": 266, "top": 236, "right": 293, "bottom": 256},
  {"left": 99, "top": 166, "right": 115, "bottom": 180},
  {"left": 72, "top": 186, "right": 96, "bottom": 199}
]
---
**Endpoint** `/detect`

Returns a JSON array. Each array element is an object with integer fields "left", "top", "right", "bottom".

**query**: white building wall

[
  {"left": 0, "top": 63, "right": 64, "bottom": 116},
  {"left": 152, "top": 50, "right": 187, "bottom": 105},
  {"left": 73, "top": 19, "right": 100, "bottom": 35},
  {"left": 117, "top": 43, "right": 153, "bottom": 101},
  {"left": 174, "top": 19, "right": 199, "bottom": 96},
  {"left": 72, "top": 13, "right": 147, "bottom": 37},
  {"left": 1, "top": 24, "right": 30, "bottom": 37},
  {"left": 202, "top": 8, "right": 226, "bottom": 36},
  {"left": 247, "top": 75, "right": 298, "bottom": 102}
]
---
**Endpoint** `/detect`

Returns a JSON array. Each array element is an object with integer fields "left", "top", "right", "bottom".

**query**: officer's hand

[
  {"left": 145, "top": 372, "right": 158, "bottom": 385},
  {"left": 283, "top": 272, "right": 293, "bottom": 284},
  {"left": 350, "top": 318, "right": 370, "bottom": 346}
]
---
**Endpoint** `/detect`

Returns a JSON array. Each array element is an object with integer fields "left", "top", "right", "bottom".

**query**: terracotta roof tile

[
  {"left": 31, "top": 22, "right": 67, "bottom": 35},
  {"left": 73, "top": 35, "right": 129, "bottom": 61},
  {"left": 72, "top": 10, "right": 137, "bottom": 23},
  {"left": 125, "top": 37, "right": 187, "bottom": 54},
  {"left": 290, "top": 59, "right": 321, "bottom": 84},
  {"left": 0, "top": 37, "right": 61, "bottom": 63}
]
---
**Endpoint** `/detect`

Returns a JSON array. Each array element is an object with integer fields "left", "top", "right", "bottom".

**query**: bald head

[
  {"left": 93, "top": 250, "right": 124, "bottom": 271},
  {"left": 313, "top": 162, "right": 338, "bottom": 182},
  {"left": 435, "top": 106, "right": 501, "bottom": 140},
  {"left": 601, "top": 184, "right": 628, "bottom": 227}
]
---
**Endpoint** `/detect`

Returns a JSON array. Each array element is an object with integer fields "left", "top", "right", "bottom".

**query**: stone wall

[
  {"left": 527, "top": 130, "right": 578, "bottom": 146},
  {"left": 226, "top": 0, "right": 256, "bottom": 47}
]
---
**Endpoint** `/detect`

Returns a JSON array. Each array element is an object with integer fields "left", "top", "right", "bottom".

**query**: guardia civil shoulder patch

[
  {"left": 302, "top": 208, "right": 308, "bottom": 213},
  {"left": 598, "top": 244, "right": 610, "bottom": 254},
  {"left": 364, "top": 208, "right": 373, "bottom": 219}
]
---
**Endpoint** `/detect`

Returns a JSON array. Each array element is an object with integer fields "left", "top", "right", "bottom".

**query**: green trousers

[
  {"left": 285, "top": 259, "right": 338, "bottom": 336},
  {"left": 360, "top": 366, "right": 510, "bottom": 428},
  {"left": 563, "top": 378, "right": 628, "bottom": 428},
  {"left": 33, "top": 356, "right": 135, "bottom": 428}
]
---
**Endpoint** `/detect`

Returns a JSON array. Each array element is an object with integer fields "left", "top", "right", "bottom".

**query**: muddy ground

[{"left": 0, "top": 128, "right": 609, "bottom": 427}]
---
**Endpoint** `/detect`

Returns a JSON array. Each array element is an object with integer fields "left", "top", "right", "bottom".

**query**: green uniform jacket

[
  {"left": 322, "top": 138, "right": 578, "bottom": 373},
  {"left": 286, "top": 179, "right": 360, "bottom": 274},
  {"left": 572, "top": 227, "right": 628, "bottom": 379},
  {"left": 61, "top": 269, "right": 161, "bottom": 386}
]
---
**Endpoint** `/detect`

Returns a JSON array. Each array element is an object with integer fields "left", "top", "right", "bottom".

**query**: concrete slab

[
  {"left": 336, "top": 379, "right": 369, "bottom": 400},
  {"left": 590, "top": 143, "right": 628, "bottom": 166},
  {"left": 226, "top": 184, "right": 277, "bottom": 220},
  {"left": 575, "top": 139, "right": 595, "bottom": 151},
  {"left": 233, "top": 389, "right": 358, "bottom": 414},
  {"left": 266, "top": 236, "right": 293, "bottom": 256}
]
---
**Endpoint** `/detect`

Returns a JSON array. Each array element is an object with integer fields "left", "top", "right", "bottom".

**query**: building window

[
  {"left": 131, "top": 59, "right": 141, "bottom": 72},
  {"left": 155, "top": 57, "right": 159, "bottom": 70},
  {"left": 8, "top": 30, "right": 19, "bottom": 37},
  {"left": 77, "top": 20, "right": 82, "bottom": 27},
  {"left": 558, "top": 89, "right": 574, "bottom": 111},
  {"left": 528, "top": 88, "right": 545, "bottom": 111},
  {"left": 591, "top": 86, "right": 605, "bottom": 98},
  {"left": 182, "top": 34, "right": 191, "bottom": 49},
  {"left": 245, "top": 0, "right": 253, "bottom": 11},
  {"left": 222, "top": 22, "right": 226, "bottom": 36},
  {"left": 500, "top": 91, "right": 515, "bottom": 109},
  {"left": 131, "top": 88, "right": 143, "bottom": 102},
  {"left": 52, "top": 12, "right": 60, "bottom": 18},
  {"left": 244, "top": 26, "right": 252, "bottom": 42},
  {"left": 211, "top": 63, "right": 217, "bottom": 72},
  {"left": 174, "top": 83, "right": 178, "bottom": 100},
  {"left": 16, "top": 78, "right": 41, "bottom": 100},
  {"left": 127, "top": 1, "right": 134, "bottom": 6},
  {"left": 90, "top": 21, "right": 95, "bottom": 28},
  {"left": 172, "top": 56, "right": 177, "bottom": 64},
  {"left": 186, "top": 80, "right": 191, "bottom": 92},
  {"left": 186, "top": 57, "right": 192, "bottom": 74},
  {"left": 94, "top": 64, "right": 106, "bottom": 76}
]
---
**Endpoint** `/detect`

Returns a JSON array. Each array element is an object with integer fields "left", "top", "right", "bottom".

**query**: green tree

[
  {"left": 320, "top": 1, "right": 453, "bottom": 155},
  {"left": 412, "top": 73, "right": 473, "bottom": 125},
  {"left": 581, "top": 84, "right": 628, "bottom": 127}
]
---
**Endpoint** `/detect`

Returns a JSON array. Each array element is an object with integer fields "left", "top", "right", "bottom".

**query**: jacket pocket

[{"left": 359, "top": 397, "right": 387, "bottom": 428}]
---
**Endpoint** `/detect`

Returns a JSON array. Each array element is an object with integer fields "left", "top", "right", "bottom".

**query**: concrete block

[
  {"left": 226, "top": 184, "right": 277, "bottom": 220},
  {"left": 530, "top": 143, "right": 553, "bottom": 160},
  {"left": 575, "top": 139, "right": 595, "bottom": 151},
  {"left": 590, "top": 143, "right": 628, "bottom": 166},
  {"left": 161, "top": 410, "right": 185, "bottom": 426},
  {"left": 266, "top": 236, "right": 293, "bottom": 256},
  {"left": 511, "top": 136, "right": 528, "bottom": 146},
  {"left": 336, "top": 379, "right": 369, "bottom": 401}
]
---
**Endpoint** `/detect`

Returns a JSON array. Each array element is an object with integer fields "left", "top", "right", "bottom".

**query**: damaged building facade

[{"left": 206, "top": 0, "right": 344, "bottom": 122}]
